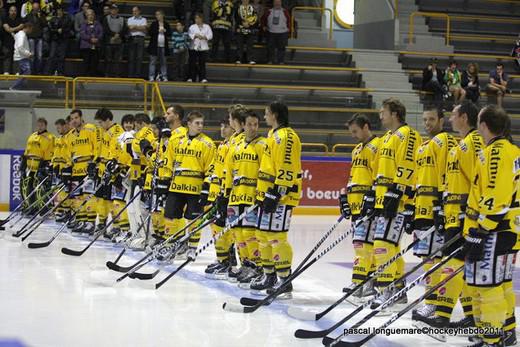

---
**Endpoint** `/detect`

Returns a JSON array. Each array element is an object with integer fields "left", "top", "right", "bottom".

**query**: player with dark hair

[{"left": 340, "top": 113, "right": 380, "bottom": 302}]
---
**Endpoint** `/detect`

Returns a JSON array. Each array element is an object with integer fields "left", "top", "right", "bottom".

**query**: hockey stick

[
  {"left": 236, "top": 215, "right": 363, "bottom": 310},
  {"left": 222, "top": 217, "right": 359, "bottom": 313},
  {"left": 154, "top": 204, "right": 258, "bottom": 290},
  {"left": 26, "top": 180, "right": 107, "bottom": 248},
  {"left": 236, "top": 218, "right": 433, "bottom": 312},
  {"left": 61, "top": 189, "right": 143, "bottom": 256},
  {"left": 12, "top": 183, "right": 67, "bottom": 238},
  {"left": 290, "top": 224, "right": 441, "bottom": 322},
  {"left": 107, "top": 214, "right": 150, "bottom": 266},
  {"left": 293, "top": 235, "right": 462, "bottom": 339},
  {"left": 107, "top": 206, "right": 216, "bottom": 273},
  {"left": 322, "top": 263, "right": 464, "bottom": 347},
  {"left": 0, "top": 176, "right": 50, "bottom": 227},
  {"left": 127, "top": 215, "right": 218, "bottom": 280}
]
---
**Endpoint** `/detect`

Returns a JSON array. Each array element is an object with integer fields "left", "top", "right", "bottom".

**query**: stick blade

[
  {"left": 27, "top": 241, "right": 51, "bottom": 249},
  {"left": 106, "top": 261, "right": 130, "bottom": 272},
  {"left": 322, "top": 336, "right": 363, "bottom": 347},
  {"left": 294, "top": 328, "right": 329, "bottom": 339},
  {"left": 287, "top": 306, "right": 318, "bottom": 321},
  {"left": 0, "top": 226, "right": 5, "bottom": 231},
  {"left": 129, "top": 269, "right": 160, "bottom": 280},
  {"left": 240, "top": 297, "right": 261, "bottom": 306},
  {"left": 222, "top": 302, "right": 246, "bottom": 313},
  {"left": 61, "top": 247, "right": 84, "bottom": 256}
]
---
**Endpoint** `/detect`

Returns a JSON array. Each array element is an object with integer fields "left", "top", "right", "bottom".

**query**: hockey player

[
  {"left": 163, "top": 111, "right": 216, "bottom": 257},
  {"left": 52, "top": 117, "right": 72, "bottom": 222},
  {"left": 93, "top": 108, "right": 133, "bottom": 242},
  {"left": 251, "top": 101, "right": 302, "bottom": 297},
  {"left": 339, "top": 113, "right": 380, "bottom": 301},
  {"left": 65, "top": 109, "right": 101, "bottom": 235},
  {"left": 418, "top": 100, "right": 483, "bottom": 340},
  {"left": 410, "top": 107, "right": 457, "bottom": 322},
  {"left": 462, "top": 106, "right": 520, "bottom": 347},
  {"left": 368, "top": 98, "right": 421, "bottom": 309},
  {"left": 130, "top": 113, "right": 156, "bottom": 194},
  {"left": 204, "top": 117, "right": 236, "bottom": 279},
  {"left": 225, "top": 110, "right": 266, "bottom": 288},
  {"left": 20, "top": 117, "right": 55, "bottom": 214}
]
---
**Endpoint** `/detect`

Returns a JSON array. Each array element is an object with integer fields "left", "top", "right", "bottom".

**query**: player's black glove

[
  {"left": 36, "top": 160, "right": 51, "bottom": 180},
  {"left": 198, "top": 182, "right": 210, "bottom": 207},
  {"left": 19, "top": 156, "right": 27, "bottom": 174},
  {"left": 263, "top": 187, "right": 281, "bottom": 214},
  {"left": 61, "top": 166, "right": 72, "bottom": 184},
  {"left": 105, "top": 159, "right": 118, "bottom": 175},
  {"left": 339, "top": 194, "right": 351, "bottom": 219},
  {"left": 216, "top": 194, "right": 229, "bottom": 219},
  {"left": 383, "top": 186, "right": 403, "bottom": 219},
  {"left": 402, "top": 204, "right": 415, "bottom": 235},
  {"left": 433, "top": 202, "right": 445, "bottom": 233},
  {"left": 463, "top": 227, "right": 487, "bottom": 262},
  {"left": 87, "top": 162, "right": 97, "bottom": 179},
  {"left": 360, "top": 189, "right": 376, "bottom": 217},
  {"left": 139, "top": 139, "right": 154, "bottom": 158}
]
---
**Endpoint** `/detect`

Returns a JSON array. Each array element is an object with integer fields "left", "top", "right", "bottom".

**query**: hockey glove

[
  {"left": 383, "top": 186, "right": 403, "bottom": 219},
  {"left": 339, "top": 194, "right": 351, "bottom": 219},
  {"left": 216, "top": 194, "right": 229, "bottom": 219},
  {"left": 87, "top": 162, "right": 97, "bottom": 179},
  {"left": 198, "top": 182, "right": 210, "bottom": 208},
  {"left": 139, "top": 139, "right": 154, "bottom": 158},
  {"left": 36, "top": 160, "right": 51, "bottom": 180},
  {"left": 105, "top": 159, "right": 118, "bottom": 175},
  {"left": 360, "top": 189, "right": 376, "bottom": 217},
  {"left": 61, "top": 166, "right": 72, "bottom": 184},
  {"left": 402, "top": 204, "right": 415, "bottom": 235},
  {"left": 263, "top": 187, "right": 281, "bottom": 214},
  {"left": 19, "top": 156, "right": 27, "bottom": 174},
  {"left": 433, "top": 202, "right": 445, "bottom": 233},
  {"left": 463, "top": 227, "right": 488, "bottom": 262}
]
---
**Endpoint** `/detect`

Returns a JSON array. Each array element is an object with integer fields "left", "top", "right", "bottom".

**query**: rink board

[{"left": 0, "top": 150, "right": 351, "bottom": 214}]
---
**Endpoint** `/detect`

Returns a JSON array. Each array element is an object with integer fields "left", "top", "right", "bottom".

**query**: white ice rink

[{"left": 0, "top": 213, "right": 518, "bottom": 347}]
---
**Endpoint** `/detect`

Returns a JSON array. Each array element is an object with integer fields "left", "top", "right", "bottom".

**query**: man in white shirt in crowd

[
  {"left": 11, "top": 21, "right": 33, "bottom": 90},
  {"left": 127, "top": 6, "right": 147, "bottom": 78}
]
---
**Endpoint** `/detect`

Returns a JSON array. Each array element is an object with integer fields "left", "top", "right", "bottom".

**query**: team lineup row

[{"left": 9, "top": 98, "right": 520, "bottom": 346}]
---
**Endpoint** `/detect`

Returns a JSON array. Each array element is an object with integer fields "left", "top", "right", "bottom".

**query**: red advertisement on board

[{"left": 300, "top": 158, "right": 351, "bottom": 207}]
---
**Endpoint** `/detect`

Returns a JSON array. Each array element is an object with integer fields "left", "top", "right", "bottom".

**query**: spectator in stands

[
  {"left": 487, "top": 62, "right": 509, "bottom": 108},
  {"left": 188, "top": 12, "right": 212, "bottom": 82},
  {"left": 73, "top": 1, "right": 89, "bottom": 39},
  {"left": 512, "top": 34, "right": 520, "bottom": 70},
  {"left": 444, "top": 60, "right": 465, "bottom": 104},
  {"left": 46, "top": 6, "right": 72, "bottom": 75},
  {"left": 79, "top": 8, "right": 102, "bottom": 76},
  {"left": 101, "top": 4, "right": 109, "bottom": 18},
  {"left": 421, "top": 58, "right": 445, "bottom": 102},
  {"left": 41, "top": 0, "right": 64, "bottom": 18},
  {"left": 461, "top": 62, "right": 480, "bottom": 103},
  {"left": 11, "top": 21, "right": 32, "bottom": 89},
  {"left": 24, "top": 1, "right": 46, "bottom": 74},
  {"left": 127, "top": 6, "right": 146, "bottom": 78},
  {"left": 262, "top": 0, "right": 290, "bottom": 65},
  {"left": 102, "top": 3, "right": 124, "bottom": 77},
  {"left": 148, "top": 10, "right": 171, "bottom": 82},
  {"left": 171, "top": 20, "right": 189, "bottom": 81},
  {"left": 209, "top": 0, "right": 233, "bottom": 63},
  {"left": 2, "top": 5, "right": 23, "bottom": 74},
  {"left": 5, "top": 0, "right": 22, "bottom": 14},
  {"left": 20, "top": 0, "right": 31, "bottom": 17},
  {"left": 235, "top": 0, "right": 257, "bottom": 64}
]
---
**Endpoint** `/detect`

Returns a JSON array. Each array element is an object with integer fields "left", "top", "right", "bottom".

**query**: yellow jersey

[
  {"left": 208, "top": 138, "right": 231, "bottom": 203},
  {"left": 444, "top": 129, "right": 484, "bottom": 229},
  {"left": 66, "top": 123, "right": 99, "bottom": 177},
  {"left": 23, "top": 130, "right": 55, "bottom": 172},
  {"left": 256, "top": 127, "right": 302, "bottom": 207},
  {"left": 52, "top": 130, "right": 73, "bottom": 172},
  {"left": 415, "top": 132, "right": 457, "bottom": 220},
  {"left": 347, "top": 136, "right": 381, "bottom": 215},
  {"left": 169, "top": 133, "right": 216, "bottom": 195},
  {"left": 130, "top": 126, "right": 156, "bottom": 181},
  {"left": 98, "top": 123, "right": 124, "bottom": 176},
  {"left": 227, "top": 136, "right": 267, "bottom": 206}
]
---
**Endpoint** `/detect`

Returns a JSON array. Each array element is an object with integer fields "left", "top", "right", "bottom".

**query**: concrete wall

[{"left": 353, "top": 0, "right": 396, "bottom": 50}]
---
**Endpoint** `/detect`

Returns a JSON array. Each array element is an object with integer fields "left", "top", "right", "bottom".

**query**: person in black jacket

[
  {"left": 148, "top": 9, "right": 171, "bottom": 81},
  {"left": 46, "top": 6, "right": 72, "bottom": 75},
  {"left": 24, "top": 1, "right": 47, "bottom": 74},
  {"left": 461, "top": 62, "right": 480, "bottom": 103},
  {"left": 422, "top": 58, "right": 445, "bottom": 102}
]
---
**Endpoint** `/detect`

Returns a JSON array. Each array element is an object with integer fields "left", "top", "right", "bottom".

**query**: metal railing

[
  {"left": 71, "top": 77, "right": 148, "bottom": 110},
  {"left": 0, "top": 74, "right": 72, "bottom": 108},
  {"left": 150, "top": 82, "right": 167, "bottom": 116},
  {"left": 302, "top": 142, "right": 329, "bottom": 152},
  {"left": 409, "top": 12, "right": 451, "bottom": 45},
  {"left": 332, "top": 144, "right": 355, "bottom": 153},
  {"left": 291, "top": 6, "right": 333, "bottom": 40}
]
